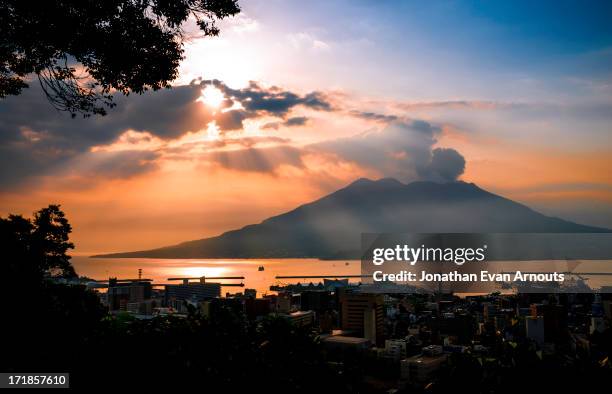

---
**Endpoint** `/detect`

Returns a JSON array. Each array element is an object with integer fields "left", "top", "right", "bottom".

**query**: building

[
  {"left": 526, "top": 316, "right": 545, "bottom": 345},
  {"left": 422, "top": 345, "right": 443, "bottom": 356},
  {"left": 590, "top": 317, "right": 606, "bottom": 334},
  {"left": 434, "top": 313, "right": 475, "bottom": 344},
  {"left": 126, "top": 299, "right": 156, "bottom": 315},
  {"left": 284, "top": 310, "right": 315, "bottom": 327},
  {"left": 340, "top": 292, "right": 385, "bottom": 345},
  {"left": 384, "top": 339, "right": 407, "bottom": 360},
  {"left": 323, "top": 278, "right": 349, "bottom": 290},
  {"left": 401, "top": 354, "right": 448, "bottom": 385},
  {"left": 165, "top": 282, "right": 221, "bottom": 304},
  {"left": 321, "top": 335, "right": 371, "bottom": 356},
  {"left": 245, "top": 298, "right": 272, "bottom": 319},
  {"left": 300, "top": 290, "right": 332, "bottom": 312},
  {"left": 107, "top": 279, "right": 152, "bottom": 311},
  {"left": 244, "top": 288, "right": 257, "bottom": 298},
  {"left": 318, "top": 310, "right": 336, "bottom": 333},
  {"left": 543, "top": 303, "right": 567, "bottom": 342},
  {"left": 274, "top": 293, "right": 292, "bottom": 313}
]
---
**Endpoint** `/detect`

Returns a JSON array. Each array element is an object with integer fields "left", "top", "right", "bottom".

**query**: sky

[{"left": 1, "top": 0, "right": 611, "bottom": 253}]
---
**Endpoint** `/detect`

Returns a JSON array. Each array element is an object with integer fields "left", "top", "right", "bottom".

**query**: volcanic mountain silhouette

[{"left": 93, "top": 178, "right": 609, "bottom": 259}]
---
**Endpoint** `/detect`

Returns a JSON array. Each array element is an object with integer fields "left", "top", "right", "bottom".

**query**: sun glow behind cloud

[{"left": 197, "top": 85, "right": 226, "bottom": 109}]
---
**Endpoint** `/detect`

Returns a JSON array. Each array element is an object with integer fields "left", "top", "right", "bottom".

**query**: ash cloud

[
  {"left": 202, "top": 119, "right": 467, "bottom": 181},
  {"left": 311, "top": 120, "right": 466, "bottom": 182},
  {"left": 428, "top": 148, "right": 466, "bottom": 182}
]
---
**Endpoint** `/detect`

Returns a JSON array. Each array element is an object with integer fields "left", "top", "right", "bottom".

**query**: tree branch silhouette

[{"left": 0, "top": 0, "right": 240, "bottom": 117}]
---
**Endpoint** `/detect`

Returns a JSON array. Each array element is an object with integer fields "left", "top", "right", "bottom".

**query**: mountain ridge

[{"left": 92, "top": 178, "right": 610, "bottom": 259}]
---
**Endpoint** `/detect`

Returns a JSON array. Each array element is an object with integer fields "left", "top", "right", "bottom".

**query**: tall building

[
  {"left": 340, "top": 292, "right": 384, "bottom": 345},
  {"left": 274, "top": 293, "right": 292, "bottom": 313},
  {"left": 107, "top": 279, "right": 152, "bottom": 312},
  {"left": 543, "top": 304, "right": 567, "bottom": 343},
  {"left": 165, "top": 282, "right": 221, "bottom": 304},
  {"left": 526, "top": 316, "right": 545, "bottom": 345},
  {"left": 300, "top": 290, "right": 332, "bottom": 312}
]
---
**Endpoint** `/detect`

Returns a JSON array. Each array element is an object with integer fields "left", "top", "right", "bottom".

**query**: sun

[
  {"left": 179, "top": 266, "right": 228, "bottom": 278},
  {"left": 197, "top": 85, "right": 225, "bottom": 109}
]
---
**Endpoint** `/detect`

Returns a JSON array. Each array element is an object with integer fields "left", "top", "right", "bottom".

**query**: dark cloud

[
  {"left": 262, "top": 116, "right": 309, "bottom": 130},
  {"left": 428, "top": 148, "right": 466, "bottom": 181},
  {"left": 285, "top": 116, "right": 309, "bottom": 126},
  {"left": 0, "top": 79, "right": 332, "bottom": 189},
  {"left": 202, "top": 79, "right": 331, "bottom": 131},
  {"left": 349, "top": 110, "right": 398, "bottom": 123},
  {"left": 0, "top": 83, "right": 207, "bottom": 147},
  {"left": 0, "top": 83, "right": 208, "bottom": 188},
  {"left": 215, "top": 108, "right": 250, "bottom": 131},
  {"left": 208, "top": 80, "right": 332, "bottom": 117}
]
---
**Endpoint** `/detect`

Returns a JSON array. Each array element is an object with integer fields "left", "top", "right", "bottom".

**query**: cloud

[
  {"left": 0, "top": 83, "right": 209, "bottom": 188},
  {"left": 215, "top": 108, "right": 251, "bottom": 131},
  {"left": 394, "top": 100, "right": 520, "bottom": 111},
  {"left": 71, "top": 150, "right": 161, "bottom": 180},
  {"left": 194, "top": 79, "right": 332, "bottom": 131},
  {"left": 207, "top": 145, "right": 304, "bottom": 173},
  {"left": 0, "top": 78, "right": 470, "bottom": 189},
  {"left": 311, "top": 120, "right": 466, "bottom": 182},
  {"left": 428, "top": 148, "right": 466, "bottom": 181},
  {"left": 262, "top": 116, "right": 309, "bottom": 130},
  {"left": 288, "top": 32, "right": 331, "bottom": 51},
  {"left": 208, "top": 79, "right": 332, "bottom": 117},
  {"left": 0, "top": 79, "right": 333, "bottom": 189},
  {"left": 226, "top": 14, "right": 260, "bottom": 33},
  {"left": 203, "top": 119, "right": 467, "bottom": 182},
  {"left": 349, "top": 110, "right": 399, "bottom": 123}
]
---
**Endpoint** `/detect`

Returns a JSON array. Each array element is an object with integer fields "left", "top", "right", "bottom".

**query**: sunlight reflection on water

[{"left": 73, "top": 256, "right": 361, "bottom": 295}]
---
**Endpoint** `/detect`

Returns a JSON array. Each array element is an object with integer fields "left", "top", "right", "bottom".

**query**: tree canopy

[
  {"left": 1, "top": 204, "right": 76, "bottom": 279},
  {"left": 0, "top": 0, "right": 240, "bottom": 116}
]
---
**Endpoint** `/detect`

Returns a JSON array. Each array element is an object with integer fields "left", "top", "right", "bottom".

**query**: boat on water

[{"left": 258, "top": 265, "right": 265, "bottom": 271}]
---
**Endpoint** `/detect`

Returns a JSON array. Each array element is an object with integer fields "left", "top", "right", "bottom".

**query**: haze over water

[{"left": 74, "top": 257, "right": 361, "bottom": 295}]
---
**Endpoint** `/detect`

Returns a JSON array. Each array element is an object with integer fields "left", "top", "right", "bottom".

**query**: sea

[{"left": 72, "top": 256, "right": 361, "bottom": 295}]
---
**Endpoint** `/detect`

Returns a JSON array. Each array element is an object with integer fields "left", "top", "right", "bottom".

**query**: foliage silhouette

[
  {"left": 0, "top": 0, "right": 240, "bottom": 117},
  {"left": 1, "top": 204, "right": 76, "bottom": 280}
]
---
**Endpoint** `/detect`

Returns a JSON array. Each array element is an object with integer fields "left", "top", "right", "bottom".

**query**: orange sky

[{"left": 1, "top": 6, "right": 612, "bottom": 254}]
